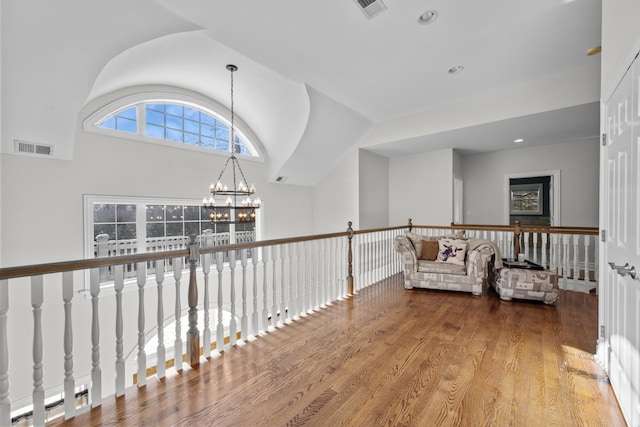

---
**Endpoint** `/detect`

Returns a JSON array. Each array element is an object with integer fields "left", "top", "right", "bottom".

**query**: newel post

[
  {"left": 347, "top": 221, "right": 355, "bottom": 296},
  {"left": 514, "top": 220, "right": 522, "bottom": 258},
  {"left": 408, "top": 218, "right": 413, "bottom": 232},
  {"left": 187, "top": 236, "right": 200, "bottom": 367}
]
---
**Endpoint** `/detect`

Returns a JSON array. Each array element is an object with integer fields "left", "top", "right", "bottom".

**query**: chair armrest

[
  {"left": 394, "top": 235, "right": 418, "bottom": 273},
  {"left": 466, "top": 245, "right": 495, "bottom": 278}
]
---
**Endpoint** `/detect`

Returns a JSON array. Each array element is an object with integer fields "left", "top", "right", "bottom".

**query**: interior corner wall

[
  {"left": 462, "top": 138, "right": 599, "bottom": 226},
  {"left": 312, "top": 148, "right": 359, "bottom": 234},
  {"left": 358, "top": 149, "right": 389, "bottom": 229},
  {"left": 388, "top": 148, "right": 454, "bottom": 227}
]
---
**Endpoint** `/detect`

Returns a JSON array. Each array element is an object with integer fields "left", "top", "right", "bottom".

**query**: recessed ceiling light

[
  {"left": 448, "top": 65, "right": 464, "bottom": 74},
  {"left": 586, "top": 46, "right": 601, "bottom": 56},
  {"left": 514, "top": 138, "right": 525, "bottom": 143},
  {"left": 418, "top": 10, "right": 438, "bottom": 25}
]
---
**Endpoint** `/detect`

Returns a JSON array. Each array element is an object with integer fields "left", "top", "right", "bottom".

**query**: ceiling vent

[
  {"left": 354, "top": 0, "right": 387, "bottom": 19},
  {"left": 14, "top": 140, "right": 53, "bottom": 157},
  {"left": 275, "top": 176, "right": 288, "bottom": 183}
]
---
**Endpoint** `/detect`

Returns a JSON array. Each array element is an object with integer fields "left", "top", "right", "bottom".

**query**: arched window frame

[{"left": 83, "top": 91, "right": 264, "bottom": 161}]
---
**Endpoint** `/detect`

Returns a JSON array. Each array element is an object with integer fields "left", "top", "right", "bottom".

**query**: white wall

[
  {"left": 462, "top": 138, "right": 599, "bottom": 226},
  {"left": 312, "top": 148, "right": 359, "bottom": 234},
  {"left": 358, "top": 149, "right": 389, "bottom": 229},
  {"left": 389, "top": 148, "right": 454, "bottom": 226},
  {"left": 0, "top": 129, "right": 314, "bottom": 267},
  {"left": 601, "top": 0, "right": 640, "bottom": 96}
]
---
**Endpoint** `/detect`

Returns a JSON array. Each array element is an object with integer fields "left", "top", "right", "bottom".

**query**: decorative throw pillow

[
  {"left": 420, "top": 240, "right": 439, "bottom": 261},
  {"left": 436, "top": 239, "right": 468, "bottom": 265},
  {"left": 405, "top": 231, "right": 465, "bottom": 256}
]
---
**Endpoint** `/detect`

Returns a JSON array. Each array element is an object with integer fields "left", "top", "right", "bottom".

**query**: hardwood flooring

[{"left": 50, "top": 274, "right": 626, "bottom": 426}]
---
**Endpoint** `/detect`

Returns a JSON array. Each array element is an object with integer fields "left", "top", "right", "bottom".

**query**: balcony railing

[{"left": 0, "top": 220, "right": 598, "bottom": 425}]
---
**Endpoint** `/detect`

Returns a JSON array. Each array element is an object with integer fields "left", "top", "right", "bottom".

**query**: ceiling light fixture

[
  {"left": 586, "top": 46, "right": 601, "bottom": 56},
  {"left": 203, "top": 64, "right": 261, "bottom": 224},
  {"left": 418, "top": 10, "right": 438, "bottom": 25},
  {"left": 448, "top": 65, "right": 464, "bottom": 74},
  {"left": 514, "top": 138, "right": 525, "bottom": 143}
]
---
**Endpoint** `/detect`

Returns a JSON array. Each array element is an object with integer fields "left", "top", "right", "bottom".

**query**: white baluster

[
  {"left": 229, "top": 250, "right": 237, "bottom": 345},
  {"left": 114, "top": 265, "right": 125, "bottom": 397},
  {"left": 61, "top": 271, "right": 76, "bottom": 417},
  {"left": 154, "top": 260, "right": 166, "bottom": 378},
  {"left": 289, "top": 243, "right": 297, "bottom": 320},
  {"left": 272, "top": 246, "right": 279, "bottom": 329},
  {"left": 297, "top": 242, "right": 304, "bottom": 315},
  {"left": 0, "top": 279, "right": 9, "bottom": 426},
  {"left": 31, "top": 275, "right": 45, "bottom": 424},
  {"left": 583, "top": 234, "right": 591, "bottom": 289},
  {"left": 89, "top": 268, "right": 102, "bottom": 407},
  {"left": 506, "top": 233, "right": 514, "bottom": 259},
  {"left": 281, "top": 244, "right": 288, "bottom": 324},
  {"left": 594, "top": 238, "right": 600, "bottom": 288},
  {"left": 252, "top": 248, "right": 259, "bottom": 336},
  {"left": 173, "top": 257, "right": 183, "bottom": 371},
  {"left": 301, "top": 241, "right": 309, "bottom": 314},
  {"left": 216, "top": 252, "right": 225, "bottom": 352},
  {"left": 318, "top": 239, "right": 326, "bottom": 306},
  {"left": 261, "top": 247, "right": 269, "bottom": 332},
  {"left": 532, "top": 232, "right": 539, "bottom": 264},
  {"left": 240, "top": 248, "right": 248, "bottom": 340},
  {"left": 573, "top": 235, "right": 580, "bottom": 291},
  {"left": 202, "top": 252, "right": 211, "bottom": 359},
  {"left": 310, "top": 240, "right": 318, "bottom": 310},
  {"left": 562, "top": 234, "right": 570, "bottom": 290},
  {"left": 136, "top": 262, "right": 147, "bottom": 387},
  {"left": 550, "top": 235, "right": 558, "bottom": 274},
  {"left": 542, "top": 233, "right": 549, "bottom": 269},
  {"left": 328, "top": 238, "right": 335, "bottom": 302},
  {"left": 376, "top": 234, "right": 381, "bottom": 283}
]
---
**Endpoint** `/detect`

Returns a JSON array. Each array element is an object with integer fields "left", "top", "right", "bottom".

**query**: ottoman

[{"left": 492, "top": 267, "right": 559, "bottom": 305}]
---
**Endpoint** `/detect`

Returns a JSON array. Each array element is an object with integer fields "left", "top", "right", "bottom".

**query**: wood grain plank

[{"left": 48, "top": 274, "right": 626, "bottom": 427}]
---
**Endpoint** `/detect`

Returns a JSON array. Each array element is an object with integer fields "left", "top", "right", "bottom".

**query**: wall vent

[
  {"left": 275, "top": 176, "right": 288, "bottom": 183},
  {"left": 14, "top": 140, "right": 53, "bottom": 157},
  {"left": 353, "top": 0, "right": 387, "bottom": 19}
]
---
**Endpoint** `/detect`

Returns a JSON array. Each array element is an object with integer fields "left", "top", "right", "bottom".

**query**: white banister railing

[
  {"left": 0, "top": 223, "right": 390, "bottom": 425},
  {"left": 0, "top": 220, "right": 597, "bottom": 424},
  {"left": 410, "top": 220, "right": 599, "bottom": 293}
]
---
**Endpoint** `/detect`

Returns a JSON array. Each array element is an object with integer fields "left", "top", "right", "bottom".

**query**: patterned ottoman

[{"left": 492, "top": 267, "right": 559, "bottom": 305}]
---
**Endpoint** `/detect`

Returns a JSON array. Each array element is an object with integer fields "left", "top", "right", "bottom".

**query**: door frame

[{"left": 503, "top": 170, "right": 560, "bottom": 226}]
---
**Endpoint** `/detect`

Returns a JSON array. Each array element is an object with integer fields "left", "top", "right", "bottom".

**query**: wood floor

[{"left": 50, "top": 274, "right": 626, "bottom": 426}]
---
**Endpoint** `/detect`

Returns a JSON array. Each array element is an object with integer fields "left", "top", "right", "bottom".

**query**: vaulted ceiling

[{"left": 1, "top": 0, "right": 602, "bottom": 186}]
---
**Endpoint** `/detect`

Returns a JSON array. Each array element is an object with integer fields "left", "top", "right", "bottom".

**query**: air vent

[
  {"left": 275, "top": 176, "right": 288, "bottom": 183},
  {"left": 14, "top": 140, "right": 53, "bottom": 157},
  {"left": 354, "top": 0, "right": 387, "bottom": 19}
]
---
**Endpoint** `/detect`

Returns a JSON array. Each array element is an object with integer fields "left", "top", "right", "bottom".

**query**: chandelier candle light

[{"left": 202, "top": 64, "right": 261, "bottom": 223}]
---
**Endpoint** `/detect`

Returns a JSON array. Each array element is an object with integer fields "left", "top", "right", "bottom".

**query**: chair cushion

[{"left": 417, "top": 260, "right": 466, "bottom": 275}]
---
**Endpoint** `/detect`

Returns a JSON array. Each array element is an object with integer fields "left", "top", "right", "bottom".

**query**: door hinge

[
  {"left": 600, "top": 325, "right": 605, "bottom": 338},
  {"left": 601, "top": 229, "right": 606, "bottom": 242},
  {"left": 601, "top": 133, "right": 607, "bottom": 146}
]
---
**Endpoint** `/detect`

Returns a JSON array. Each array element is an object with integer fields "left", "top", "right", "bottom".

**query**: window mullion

[
  {"left": 137, "top": 202, "right": 147, "bottom": 253},
  {"left": 138, "top": 103, "right": 146, "bottom": 136}
]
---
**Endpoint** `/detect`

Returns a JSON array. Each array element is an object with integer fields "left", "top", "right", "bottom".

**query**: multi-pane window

[
  {"left": 93, "top": 203, "right": 137, "bottom": 240},
  {"left": 98, "top": 106, "right": 137, "bottom": 134},
  {"left": 96, "top": 101, "right": 254, "bottom": 157},
  {"left": 86, "top": 196, "right": 259, "bottom": 287}
]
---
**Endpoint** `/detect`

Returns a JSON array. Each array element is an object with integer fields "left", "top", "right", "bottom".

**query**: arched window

[{"left": 84, "top": 93, "right": 260, "bottom": 158}]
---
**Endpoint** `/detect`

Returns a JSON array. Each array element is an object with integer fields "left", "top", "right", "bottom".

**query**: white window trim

[{"left": 83, "top": 90, "right": 264, "bottom": 162}]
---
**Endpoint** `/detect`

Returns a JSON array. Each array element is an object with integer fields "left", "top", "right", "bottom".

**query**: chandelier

[{"left": 202, "top": 64, "right": 261, "bottom": 224}]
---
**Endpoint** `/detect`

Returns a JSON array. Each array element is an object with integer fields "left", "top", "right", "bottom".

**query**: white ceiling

[{"left": 1, "top": 0, "right": 602, "bottom": 185}]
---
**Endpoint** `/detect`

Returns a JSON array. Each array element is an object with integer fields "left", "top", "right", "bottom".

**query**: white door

[{"left": 600, "top": 52, "right": 640, "bottom": 426}]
